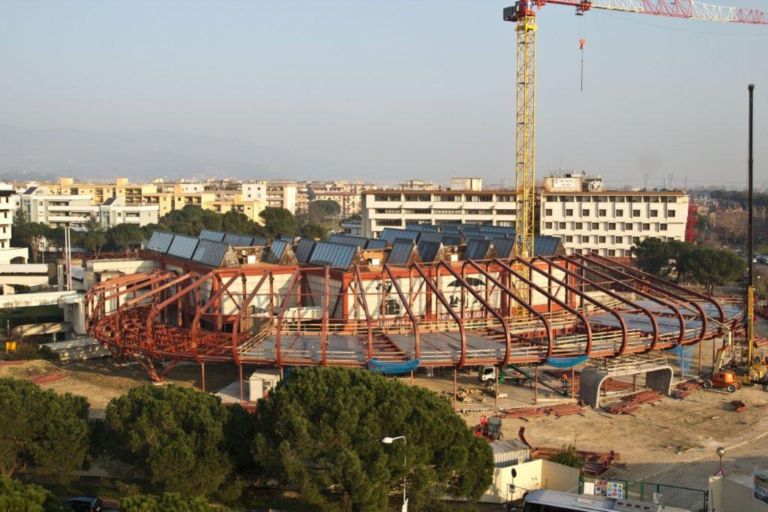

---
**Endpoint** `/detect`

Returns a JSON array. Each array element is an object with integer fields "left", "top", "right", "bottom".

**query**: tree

[
  {"left": 108, "top": 223, "right": 145, "bottom": 252},
  {"left": 679, "top": 247, "right": 745, "bottom": 294},
  {"left": 11, "top": 210, "right": 48, "bottom": 263},
  {"left": 259, "top": 207, "right": 298, "bottom": 238},
  {"left": 82, "top": 229, "right": 108, "bottom": 258},
  {"left": 252, "top": 368, "right": 493, "bottom": 511},
  {"left": 301, "top": 222, "right": 328, "bottom": 240},
  {"left": 0, "top": 476, "right": 61, "bottom": 512},
  {"left": 548, "top": 445, "right": 582, "bottom": 470},
  {"left": 309, "top": 200, "right": 341, "bottom": 224},
  {"left": 120, "top": 493, "right": 222, "bottom": 512},
  {"left": 632, "top": 238, "right": 674, "bottom": 277},
  {"left": 0, "top": 378, "right": 90, "bottom": 481},
  {"left": 103, "top": 385, "right": 232, "bottom": 496}
]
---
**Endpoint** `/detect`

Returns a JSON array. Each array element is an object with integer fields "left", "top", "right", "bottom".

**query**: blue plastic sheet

[
  {"left": 545, "top": 356, "right": 588, "bottom": 368},
  {"left": 368, "top": 359, "right": 420, "bottom": 375}
]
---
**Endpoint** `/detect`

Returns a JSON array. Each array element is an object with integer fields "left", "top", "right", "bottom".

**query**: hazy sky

[{"left": 1, "top": 0, "right": 766, "bottom": 187}]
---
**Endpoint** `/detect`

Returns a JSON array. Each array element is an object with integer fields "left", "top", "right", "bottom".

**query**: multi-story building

[
  {"left": 21, "top": 187, "right": 100, "bottom": 229},
  {"left": 361, "top": 189, "right": 517, "bottom": 237},
  {"left": 539, "top": 174, "right": 688, "bottom": 257},
  {"left": 99, "top": 197, "right": 159, "bottom": 228},
  {"left": 0, "top": 183, "right": 27, "bottom": 264},
  {"left": 265, "top": 182, "right": 298, "bottom": 213},
  {"left": 314, "top": 191, "right": 362, "bottom": 218}
]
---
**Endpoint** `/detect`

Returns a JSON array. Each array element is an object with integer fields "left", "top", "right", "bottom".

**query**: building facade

[
  {"left": 361, "top": 189, "right": 517, "bottom": 237},
  {"left": 539, "top": 174, "right": 688, "bottom": 257},
  {"left": 99, "top": 198, "right": 160, "bottom": 228}
]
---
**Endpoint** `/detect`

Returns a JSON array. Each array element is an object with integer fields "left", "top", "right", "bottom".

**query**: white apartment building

[
  {"left": 361, "top": 189, "right": 517, "bottom": 237},
  {"left": 539, "top": 174, "right": 688, "bottom": 257},
  {"left": 99, "top": 197, "right": 160, "bottom": 228},
  {"left": 242, "top": 182, "right": 268, "bottom": 203},
  {"left": 21, "top": 187, "right": 100, "bottom": 230},
  {"left": 265, "top": 182, "right": 298, "bottom": 213}
]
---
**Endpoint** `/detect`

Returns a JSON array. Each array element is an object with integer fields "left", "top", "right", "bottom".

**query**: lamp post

[
  {"left": 382, "top": 435, "right": 407, "bottom": 512},
  {"left": 715, "top": 447, "right": 726, "bottom": 476}
]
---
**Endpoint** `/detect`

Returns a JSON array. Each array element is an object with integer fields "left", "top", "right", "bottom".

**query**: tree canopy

[
  {"left": 252, "top": 367, "right": 493, "bottom": 511},
  {"left": 0, "top": 378, "right": 90, "bottom": 481},
  {"left": 309, "top": 200, "right": 341, "bottom": 224},
  {"left": 108, "top": 223, "right": 145, "bottom": 251},
  {"left": 259, "top": 207, "right": 298, "bottom": 238},
  {"left": 120, "top": 493, "right": 222, "bottom": 512},
  {"left": 0, "top": 476, "right": 61, "bottom": 512},
  {"left": 633, "top": 238, "right": 693, "bottom": 281},
  {"left": 679, "top": 247, "right": 745, "bottom": 294},
  {"left": 103, "top": 384, "right": 233, "bottom": 496}
]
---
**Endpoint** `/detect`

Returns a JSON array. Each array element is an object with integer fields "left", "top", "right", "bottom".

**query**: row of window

[
  {"left": 372, "top": 194, "right": 516, "bottom": 203},
  {"left": 544, "top": 221, "right": 669, "bottom": 232},
  {"left": 545, "top": 195, "right": 679, "bottom": 203},
  {"left": 373, "top": 209, "right": 517, "bottom": 215},
  {"left": 546, "top": 208, "right": 677, "bottom": 218}
]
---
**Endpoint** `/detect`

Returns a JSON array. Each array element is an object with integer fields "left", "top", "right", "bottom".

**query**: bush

[
  {"left": 0, "top": 476, "right": 61, "bottom": 512},
  {"left": 120, "top": 493, "right": 223, "bottom": 512},
  {"left": 548, "top": 445, "right": 582, "bottom": 470}
]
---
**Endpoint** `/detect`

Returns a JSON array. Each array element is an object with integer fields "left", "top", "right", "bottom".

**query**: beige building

[
  {"left": 99, "top": 197, "right": 159, "bottom": 228},
  {"left": 540, "top": 174, "right": 689, "bottom": 258},
  {"left": 361, "top": 188, "right": 517, "bottom": 237},
  {"left": 0, "top": 183, "right": 28, "bottom": 263},
  {"left": 450, "top": 177, "right": 484, "bottom": 191},
  {"left": 313, "top": 191, "right": 361, "bottom": 218},
  {"left": 265, "top": 182, "right": 298, "bottom": 213}
]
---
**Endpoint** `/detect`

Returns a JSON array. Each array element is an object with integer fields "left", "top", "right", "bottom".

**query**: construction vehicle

[
  {"left": 702, "top": 333, "right": 742, "bottom": 393},
  {"left": 502, "top": 1, "right": 767, "bottom": 258},
  {"left": 474, "top": 415, "right": 504, "bottom": 441},
  {"left": 478, "top": 366, "right": 530, "bottom": 386}
]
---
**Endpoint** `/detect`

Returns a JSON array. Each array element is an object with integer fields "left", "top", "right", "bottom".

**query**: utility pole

[{"left": 747, "top": 84, "right": 755, "bottom": 365}]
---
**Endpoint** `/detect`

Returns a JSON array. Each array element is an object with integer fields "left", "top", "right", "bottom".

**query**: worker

[{"left": 561, "top": 373, "right": 569, "bottom": 394}]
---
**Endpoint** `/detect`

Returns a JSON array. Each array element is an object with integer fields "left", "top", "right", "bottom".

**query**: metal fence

[{"left": 579, "top": 476, "right": 708, "bottom": 512}]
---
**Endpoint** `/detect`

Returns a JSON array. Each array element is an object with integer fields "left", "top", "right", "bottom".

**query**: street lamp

[
  {"left": 714, "top": 447, "right": 726, "bottom": 476},
  {"left": 382, "top": 435, "right": 407, "bottom": 512}
]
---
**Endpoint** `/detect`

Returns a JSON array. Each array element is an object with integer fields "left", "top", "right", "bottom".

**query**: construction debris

[
  {"left": 501, "top": 403, "right": 583, "bottom": 419},
  {"left": 606, "top": 390, "right": 662, "bottom": 415},
  {"left": 672, "top": 379, "right": 703, "bottom": 400},
  {"left": 518, "top": 427, "right": 619, "bottom": 476},
  {"left": 731, "top": 400, "right": 747, "bottom": 413}
]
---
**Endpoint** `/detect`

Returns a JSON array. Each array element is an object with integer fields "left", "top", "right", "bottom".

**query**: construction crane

[{"left": 504, "top": 0, "right": 768, "bottom": 258}]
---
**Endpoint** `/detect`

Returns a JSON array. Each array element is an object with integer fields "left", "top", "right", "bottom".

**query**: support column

[
  {"left": 453, "top": 368, "right": 458, "bottom": 412},
  {"left": 239, "top": 364, "right": 244, "bottom": 402},
  {"left": 200, "top": 362, "right": 206, "bottom": 392},
  {"left": 534, "top": 365, "right": 539, "bottom": 405},
  {"left": 495, "top": 368, "right": 499, "bottom": 408}
]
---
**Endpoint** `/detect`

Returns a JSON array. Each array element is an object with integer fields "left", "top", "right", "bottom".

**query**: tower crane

[{"left": 504, "top": 0, "right": 767, "bottom": 258}]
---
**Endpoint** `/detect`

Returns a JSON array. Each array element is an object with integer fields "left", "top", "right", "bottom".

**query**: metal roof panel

[
  {"left": 295, "top": 239, "right": 316, "bottom": 264},
  {"left": 264, "top": 239, "right": 289, "bottom": 264},
  {"left": 308, "top": 242, "right": 357, "bottom": 269},
  {"left": 387, "top": 240, "right": 414, "bottom": 266}
]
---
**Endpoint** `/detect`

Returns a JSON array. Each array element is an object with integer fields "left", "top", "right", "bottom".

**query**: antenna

[{"left": 642, "top": 174, "right": 649, "bottom": 190}]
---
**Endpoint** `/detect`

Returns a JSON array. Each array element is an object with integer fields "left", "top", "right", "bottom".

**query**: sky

[{"left": 0, "top": 0, "right": 766, "bottom": 187}]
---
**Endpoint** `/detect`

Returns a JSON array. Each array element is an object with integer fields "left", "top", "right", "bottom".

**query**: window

[
  {"left": 558, "top": 222, "right": 566, "bottom": 229},
  {"left": 668, "top": 210, "right": 676, "bottom": 217},
  {"left": 624, "top": 223, "right": 633, "bottom": 230},
  {"left": 566, "top": 235, "right": 573, "bottom": 242},
  {"left": 608, "top": 223, "right": 616, "bottom": 230},
  {"left": 496, "top": 209, "right": 516, "bottom": 215},
  {"left": 615, "top": 236, "right": 623, "bottom": 244},
  {"left": 599, "top": 236, "right": 607, "bottom": 243},
  {"left": 642, "top": 223, "right": 650, "bottom": 231},
  {"left": 591, "top": 223, "right": 599, "bottom": 230},
  {"left": 565, "top": 209, "right": 574, "bottom": 216},
  {"left": 660, "top": 223, "right": 668, "bottom": 231},
  {"left": 598, "top": 209, "right": 607, "bottom": 217},
  {"left": 575, "top": 222, "right": 583, "bottom": 230},
  {"left": 581, "top": 235, "right": 590, "bottom": 243},
  {"left": 581, "top": 209, "right": 590, "bottom": 216},
  {"left": 650, "top": 209, "right": 658, "bottom": 217},
  {"left": 545, "top": 222, "right": 553, "bottom": 229},
  {"left": 632, "top": 209, "right": 641, "bottom": 217},
  {"left": 471, "top": 195, "right": 492, "bottom": 202},
  {"left": 616, "top": 209, "right": 624, "bottom": 216},
  {"left": 608, "top": 249, "right": 616, "bottom": 257},
  {"left": 377, "top": 219, "right": 402, "bottom": 226},
  {"left": 545, "top": 209, "right": 553, "bottom": 216}
]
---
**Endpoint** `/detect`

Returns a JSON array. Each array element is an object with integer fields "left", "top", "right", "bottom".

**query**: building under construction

[{"left": 85, "top": 225, "right": 742, "bottom": 395}]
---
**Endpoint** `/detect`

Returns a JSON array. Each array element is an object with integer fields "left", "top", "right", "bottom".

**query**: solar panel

[
  {"left": 464, "top": 239, "right": 492, "bottom": 261},
  {"left": 380, "top": 228, "right": 420, "bottom": 243},
  {"left": 387, "top": 240, "right": 414, "bottom": 266},
  {"left": 535, "top": 236, "right": 562, "bottom": 256},
  {"left": 365, "top": 239, "right": 388, "bottom": 250},
  {"left": 223, "top": 233, "right": 254, "bottom": 247},
  {"left": 416, "top": 231, "right": 444, "bottom": 244},
  {"left": 199, "top": 229, "right": 225, "bottom": 242},
  {"left": 492, "top": 238, "right": 515, "bottom": 259},
  {"left": 442, "top": 224, "right": 461, "bottom": 233},
  {"left": 417, "top": 240, "right": 441, "bottom": 263},
  {"left": 329, "top": 234, "right": 368, "bottom": 248},
  {"left": 295, "top": 239, "right": 316, "bottom": 264},
  {"left": 192, "top": 240, "right": 229, "bottom": 267},
  {"left": 146, "top": 231, "right": 174, "bottom": 253},
  {"left": 250, "top": 236, "right": 268, "bottom": 247},
  {"left": 440, "top": 235, "right": 463, "bottom": 246},
  {"left": 264, "top": 239, "right": 289, "bottom": 264},
  {"left": 167, "top": 235, "right": 199, "bottom": 260},
  {"left": 308, "top": 242, "right": 357, "bottom": 269}
]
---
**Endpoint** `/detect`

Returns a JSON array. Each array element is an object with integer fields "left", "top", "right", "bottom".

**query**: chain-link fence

[{"left": 579, "top": 476, "right": 708, "bottom": 512}]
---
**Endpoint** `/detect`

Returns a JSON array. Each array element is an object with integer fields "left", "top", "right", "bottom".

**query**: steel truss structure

[{"left": 85, "top": 254, "right": 741, "bottom": 381}]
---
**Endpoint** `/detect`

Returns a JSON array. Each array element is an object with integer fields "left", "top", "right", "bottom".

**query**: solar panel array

[
  {"left": 308, "top": 242, "right": 357, "bottom": 269},
  {"left": 192, "top": 240, "right": 229, "bottom": 267},
  {"left": 167, "top": 235, "right": 200, "bottom": 260},
  {"left": 199, "top": 229, "right": 226, "bottom": 242},
  {"left": 492, "top": 238, "right": 515, "bottom": 259},
  {"left": 295, "top": 239, "right": 316, "bottom": 264},
  {"left": 146, "top": 231, "right": 174, "bottom": 253},
  {"left": 264, "top": 239, "right": 289, "bottom": 264},
  {"left": 380, "top": 228, "right": 420, "bottom": 243},
  {"left": 223, "top": 233, "right": 255, "bottom": 247},
  {"left": 329, "top": 234, "right": 368, "bottom": 248},
  {"left": 417, "top": 240, "right": 442, "bottom": 263},
  {"left": 464, "top": 239, "right": 492, "bottom": 261},
  {"left": 387, "top": 240, "right": 415, "bottom": 266}
]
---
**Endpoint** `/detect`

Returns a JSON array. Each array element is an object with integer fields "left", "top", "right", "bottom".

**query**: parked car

[{"left": 63, "top": 496, "right": 103, "bottom": 512}]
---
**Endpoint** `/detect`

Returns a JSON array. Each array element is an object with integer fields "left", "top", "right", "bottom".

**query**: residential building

[
  {"left": 99, "top": 198, "right": 160, "bottom": 228},
  {"left": 399, "top": 179, "right": 439, "bottom": 190},
  {"left": 314, "top": 191, "right": 362, "bottom": 218},
  {"left": 266, "top": 182, "right": 298, "bottom": 213},
  {"left": 0, "top": 183, "right": 28, "bottom": 263},
  {"left": 21, "top": 187, "right": 99, "bottom": 229},
  {"left": 361, "top": 189, "right": 517, "bottom": 238},
  {"left": 540, "top": 174, "right": 689, "bottom": 257},
  {"left": 450, "top": 177, "right": 484, "bottom": 191},
  {"left": 242, "top": 181, "right": 268, "bottom": 203}
]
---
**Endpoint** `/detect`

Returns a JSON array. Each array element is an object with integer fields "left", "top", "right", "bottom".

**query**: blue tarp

[
  {"left": 545, "top": 356, "right": 588, "bottom": 368},
  {"left": 369, "top": 359, "right": 420, "bottom": 375}
]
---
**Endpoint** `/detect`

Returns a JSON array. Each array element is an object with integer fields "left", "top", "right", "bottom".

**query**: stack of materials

[{"left": 606, "top": 390, "right": 662, "bottom": 414}]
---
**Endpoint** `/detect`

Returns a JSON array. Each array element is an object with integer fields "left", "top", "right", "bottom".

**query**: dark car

[{"left": 63, "top": 496, "right": 103, "bottom": 512}]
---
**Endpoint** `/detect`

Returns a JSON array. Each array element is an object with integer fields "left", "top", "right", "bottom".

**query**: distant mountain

[{"left": 0, "top": 124, "right": 317, "bottom": 181}]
